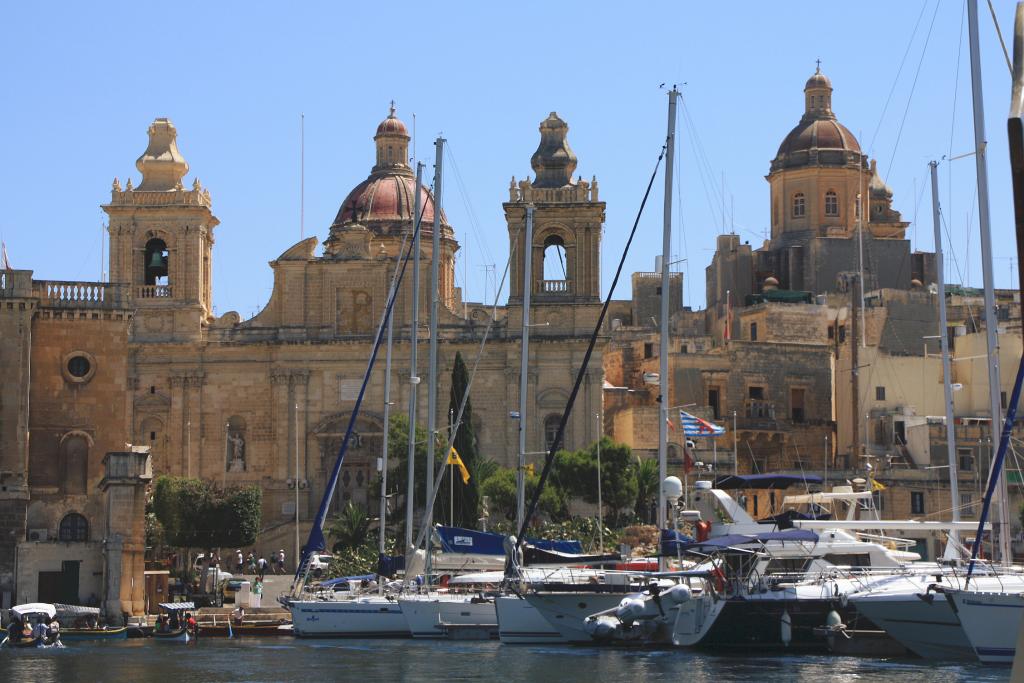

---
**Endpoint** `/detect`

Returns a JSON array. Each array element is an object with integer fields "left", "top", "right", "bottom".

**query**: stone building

[{"left": 0, "top": 107, "right": 608, "bottom": 605}]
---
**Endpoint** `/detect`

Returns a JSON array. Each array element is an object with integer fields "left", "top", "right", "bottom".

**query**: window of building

[
  {"left": 790, "top": 388, "right": 806, "bottom": 423},
  {"left": 542, "top": 234, "right": 568, "bottom": 282},
  {"left": 911, "top": 491, "right": 925, "bottom": 515},
  {"left": 855, "top": 194, "right": 862, "bottom": 219},
  {"left": 143, "top": 237, "right": 169, "bottom": 286},
  {"left": 680, "top": 344, "right": 688, "bottom": 354},
  {"left": 828, "top": 325, "right": 835, "bottom": 340},
  {"left": 67, "top": 355, "right": 91, "bottom": 378},
  {"left": 750, "top": 322, "right": 758, "bottom": 341},
  {"left": 1002, "top": 391, "right": 1008, "bottom": 410},
  {"left": 643, "top": 342, "right": 654, "bottom": 359},
  {"left": 792, "top": 193, "right": 805, "bottom": 217},
  {"left": 708, "top": 388, "right": 721, "bottom": 420},
  {"left": 749, "top": 386, "right": 765, "bottom": 401},
  {"left": 875, "top": 386, "right": 886, "bottom": 401},
  {"left": 544, "top": 414, "right": 562, "bottom": 451},
  {"left": 58, "top": 513, "right": 88, "bottom": 542},
  {"left": 62, "top": 351, "right": 96, "bottom": 384},
  {"left": 958, "top": 448, "right": 974, "bottom": 472},
  {"left": 825, "top": 190, "right": 839, "bottom": 217},
  {"left": 838, "top": 325, "right": 846, "bottom": 343},
  {"left": 961, "top": 493, "right": 975, "bottom": 517}
]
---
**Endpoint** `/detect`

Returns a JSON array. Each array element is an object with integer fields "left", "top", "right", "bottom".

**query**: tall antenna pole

[
  {"left": 516, "top": 205, "right": 535, "bottom": 534},
  {"left": 379, "top": 260, "right": 396, "bottom": 592},
  {"left": 968, "top": 0, "right": 1010, "bottom": 564},
  {"left": 405, "top": 162, "right": 424, "bottom": 552},
  {"left": 931, "top": 161, "right": 961, "bottom": 541},
  {"left": 425, "top": 137, "right": 444, "bottom": 562},
  {"left": 300, "top": 113, "right": 305, "bottom": 240},
  {"left": 294, "top": 403, "right": 301, "bottom": 573},
  {"left": 658, "top": 87, "right": 678, "bottom": 532}
]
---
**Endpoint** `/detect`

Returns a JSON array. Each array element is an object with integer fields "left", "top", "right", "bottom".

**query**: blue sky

[{"left": 1, "top": 1, "right": 1018, "bottom": 317}]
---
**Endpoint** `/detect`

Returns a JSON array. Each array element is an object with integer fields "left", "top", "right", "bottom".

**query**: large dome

[
  {"left": 331, "top": 173, "right": 444, "bottom": 228},
  {"left": 770, "top": 67, "right": 864, "bottom": 173}
]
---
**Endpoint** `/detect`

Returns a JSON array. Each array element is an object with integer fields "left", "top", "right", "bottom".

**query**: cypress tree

[{"left": 446, "top": 351, "right": 480, "bottom": 528}]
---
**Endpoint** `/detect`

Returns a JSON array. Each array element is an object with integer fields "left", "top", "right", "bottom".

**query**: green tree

[
  {"left": 481, "top": 467, "right": 568, "bottom": 526},
  {"left": 382, "top": 413, "right": 437, "bottom": 548},
  {"left": 442, "top": 351, "right": 481, "bottom": 528},
  {"left": 326, "top": 502, "right": 370, "bottom": 553},
  {"left": 151, "top": 475, "right": 262, "bottom": 590},
  {"left": 634, "top": 456, "right": 660, "bottom": 523},
  {"left": 554, "top": 437, "right": 638, "bottom": 525}
]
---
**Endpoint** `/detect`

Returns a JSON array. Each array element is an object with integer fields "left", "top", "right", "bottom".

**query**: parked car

[{"left": 309, "top": 554, "right": 332, "bottom": 578}]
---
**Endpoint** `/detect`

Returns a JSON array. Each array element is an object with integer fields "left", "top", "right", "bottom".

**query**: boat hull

[
  {"left": 152, "top": 628, "right": 189, "bottom": 642},
  {"left": 851, "top": 593, "right": 971, "bottom": 660},
  {"left": 60, "top": 627, "right": 128, "bottom": 641},
  {"left": 398, "top": 595, "right": 496, "bottom": 639},
  {"left": 948, "top": 590, "right": 1024, "bottom": 664},
  {"left": 495, "top": 595, "right": 565, "bottom": 644},
  {"left": 290, "top": 597, "right": 408, "bottom": 638},
  {"left": 525, "top": 592, "right": 634, "bottom": 644}
]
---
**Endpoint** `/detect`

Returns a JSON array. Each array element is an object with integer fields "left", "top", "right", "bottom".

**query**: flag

[
  {"left": 869, "top": 476, "right": 886, "bottom": 492},
  {"left": 683, "top": 445, "right": 695, "bottom": 475},
  {"left": 525, "top": 463, "right": 535, "bottom": 477},
  {"left": 447, "top": 446, "right": 470, "bottom": 484},
  {"left": 667, "top": 415, "right": 675, "bottom": 430},
  {"left": 1, "top": 241, "right": 11, "bottom": 271},
  {"left": 679, "top": 410, "right": 725, "bottom": 437}
]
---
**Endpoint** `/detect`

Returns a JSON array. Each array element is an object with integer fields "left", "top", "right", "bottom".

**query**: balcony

[
  {"left": 35, "top": 280, "right": 128, "bottom": 309},
  {"left": 538, "top": 279, "right": 570, "bottom": 294},
  {"left": 137, "top": 284, "right": 173, "bottom": 299}
]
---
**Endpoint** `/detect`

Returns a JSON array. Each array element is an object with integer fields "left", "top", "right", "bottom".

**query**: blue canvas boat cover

[
  {"left": 711, "top": 473, "right": 823, "bottom": 490},
  {"left": 659, "top": 528, "right": 697, "bottom": 556},
  {"left": 681, "top": 530, "right": 819, "bottom": 553},
  {"left": 319, "top": 574, "right": 377, "bottom": 588},
  {"left": 434, "top": 526, "right": 583, "bottom": 555}
]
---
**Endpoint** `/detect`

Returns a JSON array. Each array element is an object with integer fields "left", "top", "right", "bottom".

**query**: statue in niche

[{"left": 227, "top": 430, "right": 246, "bottom": 472}]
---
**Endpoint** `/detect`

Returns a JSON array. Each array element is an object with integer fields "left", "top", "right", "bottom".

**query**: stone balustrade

[
  {"left": 35, "top": 280, "right": 128, "bottom": 308},
  {"left": 539, "top": 279, "right": 570, "bottom": 294},
  {"left": 137, "top": 284, "right": 173, "bottom": 299}
]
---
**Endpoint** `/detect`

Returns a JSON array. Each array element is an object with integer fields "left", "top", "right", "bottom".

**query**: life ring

[{"left": 696, "top": 520, "right": 712, "bottom": 542}]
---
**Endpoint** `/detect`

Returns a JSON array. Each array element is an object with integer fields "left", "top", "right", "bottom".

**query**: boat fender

[
  {"left": 616, "top": 597, "right": 646, "bottom": 623},
  {"left": 696, "top": 520, "right": 712, "bottom": 542},
  {"left": 825, "top": 610, "right": 843, "bottom": 630},
  {"left": 780, "top": 609, "right": 792, "bottom": 647},
  {"left": 663, "top": 584, "right": 692, "bottom": 605},
  {"left": 586, "top": 618, "right": 616, "bottom": 640}
]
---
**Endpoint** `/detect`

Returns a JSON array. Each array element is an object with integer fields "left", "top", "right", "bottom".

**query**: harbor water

[{"left": 0, "top": 638, "right": 1012, "bottom": 682}]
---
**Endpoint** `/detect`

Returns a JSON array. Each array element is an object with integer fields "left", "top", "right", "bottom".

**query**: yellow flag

[
  {"left": 525, "top": 463, "right": 535, "bottom": 476},
  {"left": 870, "top": 477, "right": 887, "bottom": 492},
  {"left": 447, "top": 447, "right": 470, "bottom": 484}
]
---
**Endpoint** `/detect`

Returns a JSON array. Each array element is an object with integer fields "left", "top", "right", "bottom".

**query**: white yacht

[
  {"left": 290, "top": 592, "right": 409, "bottom": 638},
  {"left": 946, "top": 588, "right": 1024, "bottom": 664}
]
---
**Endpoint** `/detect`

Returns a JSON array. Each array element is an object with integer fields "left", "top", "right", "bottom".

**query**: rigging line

[
  {"left": 868, "top": 0, "right": 930, "bottom": 156},
  {"left": 884, "top": 0, "right": 942, "bottom": 183},
  {"left": 986, "top": 0, "right": 1012, "bottom": 76},
  {"left": 412, "top": 221, "right": 522, "bottom": 553},
  {"left": 948, "top": 0, "right": 967, "bottom": 243},
  {"left": 517, "top": 142, "right": 667, "bottom": 550},
  {"left": 681, "top": 99, "right": 726, "bottom": 220},
  {"left": 445, "top": 142, "right": 495, "bottom": 298},
  {"left": 679, "top": 100, "right": 724, "bottom": 231}
]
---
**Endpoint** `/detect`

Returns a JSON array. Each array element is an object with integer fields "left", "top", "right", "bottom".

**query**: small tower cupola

[
  {"left": 373, "top": 102, "right": 411, "bottom": 175},
  {"left": 530, "top": 112, "right": 578, "bottom": 188},
  {"left": 803, "top": 62, "right": 833, "bottom": 120},
  {"left": 136, "top": 118, "right": 189, "bottom": 191}
]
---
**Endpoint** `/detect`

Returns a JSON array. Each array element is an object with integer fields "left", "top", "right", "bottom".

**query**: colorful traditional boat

[{"left": 59, "top": 626, "right": 129, "bottom": 641}]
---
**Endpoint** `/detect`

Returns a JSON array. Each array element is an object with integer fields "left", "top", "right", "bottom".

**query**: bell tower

[
  {"left": 103, "top": 118, "right": 219, "bottom": 340},
  {"left": 504, "top": 113, "right": 605, "bottom": 318}
]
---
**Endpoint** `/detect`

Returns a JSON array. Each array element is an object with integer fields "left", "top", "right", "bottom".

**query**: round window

[
  {"left": 62, "top": 351, "right": 96, "bottom": 384},
  {"left": 67, "top": 355, "right": 91, "bottom": 378}
]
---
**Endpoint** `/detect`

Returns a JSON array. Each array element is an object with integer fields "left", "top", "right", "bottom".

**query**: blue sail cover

[
  {"left": 434, "top": 526, "right": 583, "bottom": 555},
  {"left": 660, "top": 528, "right": 696, "bottom": 556},
  {"left": 681, "top": 530, "right": 819, "bottom": 553}
]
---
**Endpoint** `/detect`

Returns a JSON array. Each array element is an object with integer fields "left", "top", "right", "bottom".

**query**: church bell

[{"left": 148, "top": 251, "right": 165, "bottom": 268}]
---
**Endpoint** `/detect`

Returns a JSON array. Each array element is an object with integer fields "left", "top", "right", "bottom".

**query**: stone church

[{"left": 0, "top": 106, "right": 607, "bottom": 613}]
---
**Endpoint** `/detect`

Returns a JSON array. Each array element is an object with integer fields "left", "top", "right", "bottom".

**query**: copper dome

[{"left": 331, "top": 173, "right": 444, "bottom": 229}]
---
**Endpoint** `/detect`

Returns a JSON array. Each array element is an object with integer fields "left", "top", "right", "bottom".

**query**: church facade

[{"left": 0, "top": 108, "right": 607, "bottom": 613}]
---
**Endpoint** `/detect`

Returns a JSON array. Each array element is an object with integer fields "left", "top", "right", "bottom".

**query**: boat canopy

[
  {"left": 434, "top": 525, "right": 583, "bottom": 555},
  {"left": 54, "top": 603, "right": 101, "bottom": 618},
  {"left": 11, "top": 603, "right": 56, "bottom": 619},
  {"left": 319, "top": 574, "right": 376, "bottom": 588},
  {"left": 158, "top": 602, "right": 195, "bottom": 611},
  {"left": 659, "top": 528, "right": 697, "bottom": 556},
  {"left": 681, "top": 530, "right": 819, "bottom": 553},
  {"left": 712, "top": 474, "right": 823, "bottom": 490}
]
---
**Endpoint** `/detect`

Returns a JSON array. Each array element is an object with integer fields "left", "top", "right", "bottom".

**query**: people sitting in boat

[
  {"left": 21, "top": 621, "right": 33, "bottom": 641},
  {"left": 32, "top": 618, "right": 47, "bottom": 642},
  {"left": 45, "top": 616, "right": 60, "bottom": 644},
  {"left": 168, "top": 611, "right": 180, "bottom": 630},
  {"left": 7, "top": 618, "right": 21, "bottom": 642},
  {"left": 155, "top": 614, "right": 169, "bottom": 633},
  {"left": 185, "top": 612, "right": 197, "bottom": 635}
]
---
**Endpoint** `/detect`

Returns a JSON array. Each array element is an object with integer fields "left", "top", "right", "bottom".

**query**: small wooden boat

[
  {"left": 198, "top": 623, "right": 289, "bottom": 637},
  {"left": 152, "top": 628, "right": 189, "bottom": 642},
  {"left": 60, "top": 626, "right": 129, "bottom": 641},
  {"left": 2, "top": 636, "right": 43, "bottom": 648}
]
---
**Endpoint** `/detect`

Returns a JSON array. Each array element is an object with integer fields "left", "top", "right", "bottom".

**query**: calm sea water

[{"left": 0, "top": 638, "right": 1011, "bottom": 682}]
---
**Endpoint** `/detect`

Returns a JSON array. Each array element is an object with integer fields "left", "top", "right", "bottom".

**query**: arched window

[
  {"left": 543, "top": 414, "right": 562, "bottom": 451},
  {"left": 855, "top": 194, "right": 862, "bottom": 219},
  {"left": 59, "top": 513, "right": 88, "bottom": 542},
  {"left": 542, "top": 234, "right": 567, "bottom": 282},
  {"left": 824, "top": 190, "right": 839, "bottom": 217},
  {"left": 792, "top": 193, "right": 805, "bottom": 218},
  {"left": 144, "top": 238, "right": 169, "bottom": 286}
]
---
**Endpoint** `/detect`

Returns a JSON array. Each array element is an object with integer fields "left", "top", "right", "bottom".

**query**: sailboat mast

[
  {"left": 517, "top": 205, "right": 535, "bottom": 534},
  {"left": 379, "top": 258, "right": 396, "bottom": 575},
  {"left": 967, "top": 0, "right": 1011, "bottom": 564},
  {"left": 406, "top": 162, "right": 425, "bottom": 552},
  {"left": 658, "top": 87, "right": 678, "bottom": 529},
  {"left": 930, "top": 160, "right": 961, "bottom": 539},
  {"left": 425, "top": 137, "right": 445, "bottom": 570}
]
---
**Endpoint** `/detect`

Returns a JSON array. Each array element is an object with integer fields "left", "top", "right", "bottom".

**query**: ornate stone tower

[
  {"left": 103, "top": 118, "right": 219, "bottom": 341},
  {"left": 505, "top": 113, "right": 605, "bottom": 317}
]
